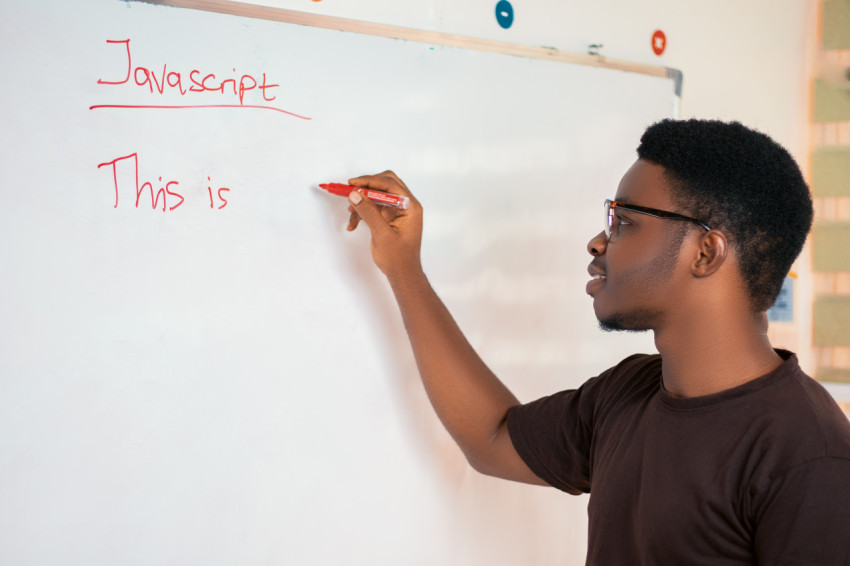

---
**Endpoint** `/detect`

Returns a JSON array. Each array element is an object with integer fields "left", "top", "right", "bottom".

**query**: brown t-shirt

[{"left": 507, "top": 350, "right": 850, "bottom": 564}]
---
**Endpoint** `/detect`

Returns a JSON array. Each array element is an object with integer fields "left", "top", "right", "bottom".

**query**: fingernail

[{"left": 348, "top": 191, "right": 362, "bottom": 204}]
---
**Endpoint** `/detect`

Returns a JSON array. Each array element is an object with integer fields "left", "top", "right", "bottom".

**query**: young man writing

[{"left": 342, "top": 119, "right": 850, "bottom": 563}]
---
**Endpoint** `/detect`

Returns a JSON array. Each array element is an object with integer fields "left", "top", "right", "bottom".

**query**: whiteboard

[{"left": 0, "top": 1, "right": 675, "bottom": 564}]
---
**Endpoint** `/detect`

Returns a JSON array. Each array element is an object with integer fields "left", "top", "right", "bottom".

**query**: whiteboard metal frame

[{"left": 134, "top": 0, "right": 683, "bottom": 104}]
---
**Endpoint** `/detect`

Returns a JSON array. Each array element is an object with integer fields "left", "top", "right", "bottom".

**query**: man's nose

[{"left": 587, "top": 230, "right": 608, "bottom": 257}]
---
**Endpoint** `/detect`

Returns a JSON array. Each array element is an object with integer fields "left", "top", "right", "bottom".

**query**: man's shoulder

[
  {"left": 737, "top": 352, "right": 850, "bottom": 469},
  {"left": 778, "top": 363, "right": 850, "bottom": 459}
]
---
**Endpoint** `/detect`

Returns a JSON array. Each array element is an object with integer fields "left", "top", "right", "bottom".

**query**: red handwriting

[
  {"left": 207, "top": 177, "right": 230, "bottom": 209},
  {"left": 93, "top": 39, "right": 310, "bottom": 119},
  {"left": 97, "top": 153, "right": 229, "bottom": 211},
  {"left": 98, "top": 39, "right": 276, "bottom": 103},
  {"left": 89, "top": 103, "right": 310, "bottom": 119}
]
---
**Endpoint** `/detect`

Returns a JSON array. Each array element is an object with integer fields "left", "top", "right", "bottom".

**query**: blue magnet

[
  {"left": 495, "top": 0, "right": 514, "bottom": 29},
  {"left": 767, "top": 276, "right": 794, "bottom": 322}
]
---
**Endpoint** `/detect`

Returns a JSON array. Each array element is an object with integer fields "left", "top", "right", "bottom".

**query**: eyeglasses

[{"left": 604, "top": 199, "right": 711, "bottom": 241}]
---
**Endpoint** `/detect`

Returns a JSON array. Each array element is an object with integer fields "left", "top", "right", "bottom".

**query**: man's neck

[{"left": 654, "top": 312, "right": 783, "bottom": 399}]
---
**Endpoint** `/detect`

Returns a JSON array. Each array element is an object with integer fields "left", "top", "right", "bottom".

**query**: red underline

[{"left": 89, "top": 104, "right": 311, "bottom": 120}]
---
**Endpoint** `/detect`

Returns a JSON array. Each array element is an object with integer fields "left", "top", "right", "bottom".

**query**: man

[{"left": 343, "top": 119, "right": 850, "bottom": 563}]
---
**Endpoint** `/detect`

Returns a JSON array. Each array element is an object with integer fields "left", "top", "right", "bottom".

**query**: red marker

[{"left": 319, "top": 183, "right": 410, "bottom": 210}]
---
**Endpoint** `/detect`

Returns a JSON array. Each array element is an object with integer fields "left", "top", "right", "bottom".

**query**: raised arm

[{"left": 345, "top": 171, "right": 546, "bottom": 486}]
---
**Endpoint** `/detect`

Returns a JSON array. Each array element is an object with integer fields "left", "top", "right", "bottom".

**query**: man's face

[{"left": 585, "top": 159, "right": 689, "bottom": 332}]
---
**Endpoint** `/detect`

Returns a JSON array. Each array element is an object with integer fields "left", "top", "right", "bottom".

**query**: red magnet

[{"left": 651, "top": 30, "right": 666, "bottom": 56}]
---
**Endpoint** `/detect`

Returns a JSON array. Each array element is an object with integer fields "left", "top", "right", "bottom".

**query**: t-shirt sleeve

[
  {"left": 506, "top": 354, "right": 659, "bottom": 495},
  {"left": 753, "top": 456, "right": 850, "bottom": 564},
  {"left": 507, "top": 378, "right": 602, "bottom": 495}
]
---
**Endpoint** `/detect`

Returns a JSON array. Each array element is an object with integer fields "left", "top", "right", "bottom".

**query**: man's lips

[{"left": 586, "top": 265, "right": 606, "bottom": 295}]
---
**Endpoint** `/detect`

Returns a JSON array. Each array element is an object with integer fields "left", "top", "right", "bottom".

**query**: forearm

[{"left": 387, "top": 268, "right": 521, "bottom": 469}]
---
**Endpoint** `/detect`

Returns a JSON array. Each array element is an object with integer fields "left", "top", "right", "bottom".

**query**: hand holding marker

[{"left": 328, "top": 171, "right": 423, "bottom": 280}]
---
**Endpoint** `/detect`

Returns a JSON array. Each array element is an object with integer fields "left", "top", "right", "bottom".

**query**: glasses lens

[{"left": 603, "top": 200, "right": 612, "bottom": 239}]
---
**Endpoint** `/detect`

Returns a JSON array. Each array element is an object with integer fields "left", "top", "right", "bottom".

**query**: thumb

[{"left": 348, "top": 190, "right": 389, "bottom": 238}]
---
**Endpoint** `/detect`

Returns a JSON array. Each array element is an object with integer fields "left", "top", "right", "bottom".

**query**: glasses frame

[{"left": 604, "top": 199, "right": 711, "bottom": 240}]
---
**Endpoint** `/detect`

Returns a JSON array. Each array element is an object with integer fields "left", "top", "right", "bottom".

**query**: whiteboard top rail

[{"left": 133, "top": 0, "right": 683, "bottom": 94}]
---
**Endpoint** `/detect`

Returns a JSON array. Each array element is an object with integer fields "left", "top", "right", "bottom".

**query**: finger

[
  {"left": 347, "top": 190, "right": 390, "bottom": 238},
  {"left": 379, "top": 203, "right": 399, "bottom": 225},
  {"left": 346, "top": 207, "right": 361, "bottom": 231},
  {"left": 348, "top": 195, "right": 401, "bottom": 230}
]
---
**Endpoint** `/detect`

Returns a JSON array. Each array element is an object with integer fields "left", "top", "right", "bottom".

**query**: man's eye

[{"left": 615, "top": 214, "right": 631, "bottom": 226}]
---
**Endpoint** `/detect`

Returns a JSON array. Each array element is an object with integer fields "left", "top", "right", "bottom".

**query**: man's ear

[{"left": 691, "top": 230, "right": 728, "bottom": 278}]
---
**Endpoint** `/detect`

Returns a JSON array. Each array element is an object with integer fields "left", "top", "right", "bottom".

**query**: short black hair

[{"left": 637, "top": 119, "right": 813, "bottom": 312}]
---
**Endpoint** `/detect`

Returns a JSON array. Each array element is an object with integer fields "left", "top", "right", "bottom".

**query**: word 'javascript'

[{"left": 97, "top": 39, "right": 279, "bottom": 105}]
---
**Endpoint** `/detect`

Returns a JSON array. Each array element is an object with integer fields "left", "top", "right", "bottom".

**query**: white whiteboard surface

[{"left": 0, "top": 2, "right": 674, "bottom": 564}]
